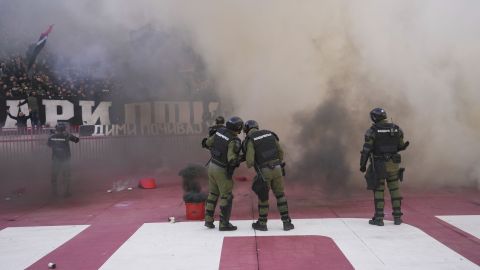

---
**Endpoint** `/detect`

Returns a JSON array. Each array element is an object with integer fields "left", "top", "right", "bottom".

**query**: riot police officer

[
  {"left": 243, "top": 120, "right": 294, "bottom": 231},
  {"left": 209, "top": 116, "right": 225, "bottom": 137},
  {"left": 203, "top": 116, "right": 243, "bottom": 231},
  {"left": 202, "top": 116, "right": 225, "bottom": 148},
  {"left": 360, "top": 108, "right": 409, "bottom": 226},
  {"left": 47, "top": 123, "right": 80, "bottom": 197}
]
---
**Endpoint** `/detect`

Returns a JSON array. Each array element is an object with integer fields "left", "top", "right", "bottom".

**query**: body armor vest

[
  {"left": 248, "top": 130, "right": 279, "bottom": 165},
  {"left": 208, "top": 124, "right": 224, "bottom": 137},
  {"left": 49, "top": 134, "right": 72, "bottom": 160},
  {"left": 372, "top": 123, "right": 401, "bottom": 155},
  {"left": 210, "top": 127, "right": 236, "bottom": 167}
]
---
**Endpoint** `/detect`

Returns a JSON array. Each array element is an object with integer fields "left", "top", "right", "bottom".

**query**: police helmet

[
  {"left": 215, "top": 116, "right": 225, "bottom": 125},
  {"left": 243, "top": 120, "right": 259, "bottom": 133},
  {"left": 55, "top": 123, "right": 66, "bottom": 133},
  {"left": 370, "top": 108, "right": 387, "bottom": 123},
  {"left": 226, "top": 116, "right": 244, "bottom": 133}
]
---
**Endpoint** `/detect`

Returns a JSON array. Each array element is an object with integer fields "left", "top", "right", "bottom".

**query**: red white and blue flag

[{"left": 26, "top": 24, "right": 54, "bottom": 70}]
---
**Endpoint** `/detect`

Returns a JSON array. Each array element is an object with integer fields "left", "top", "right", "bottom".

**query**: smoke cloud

[{"left": 1, "top": 0, "right": 479, "bottom": 191}]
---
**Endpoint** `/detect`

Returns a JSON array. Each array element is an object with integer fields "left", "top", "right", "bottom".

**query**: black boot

[
  {"left": 252, "top": 220, "right": 268, "bottom": 231},
  {"left": 219, "top": 195, "right": 236, "bottom": 231},
  {"left": 369, "top": 217, "right": 384, "bottom": 226},
  {"left": 394, "top": 217, "right": 403, "bottom": 225},
  {"left": 204, "top": 221, "right": 215, "bottom": 229},
  {"left": 283, "top": 220, "right": 294, "bottom": 231},
  {"left": 204, "top": 197, "right": 218, "bottom": 229},
  {"left": 219, "top": 223, "right": 237, "bottom": 231}
]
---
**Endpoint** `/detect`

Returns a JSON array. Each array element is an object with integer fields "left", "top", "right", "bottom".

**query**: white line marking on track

[
  {"left": 100, "top": 218, "right": 478, "bottom": 270},
  {"left": 437, "top": 215, "right": 480, "bottom": 239},
  {"left": 0, "top": 225, "right": 89, "bottom": 270}
]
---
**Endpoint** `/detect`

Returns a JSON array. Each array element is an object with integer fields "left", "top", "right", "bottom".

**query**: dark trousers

[
  {"left": 51, "top": 160, "right": 71, "bottom": 197},
  {"left": 30, "top": 111, "right": 40, "bottom": 128}
]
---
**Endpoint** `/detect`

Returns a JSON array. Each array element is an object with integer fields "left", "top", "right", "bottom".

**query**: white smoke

[{"left": 1, "top": 0, "right": 479, "bottom": 187}]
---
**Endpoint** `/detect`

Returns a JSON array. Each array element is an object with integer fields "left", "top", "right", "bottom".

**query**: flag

[{"left": 26, "top": 25, "right": 54, "bottom": 71}]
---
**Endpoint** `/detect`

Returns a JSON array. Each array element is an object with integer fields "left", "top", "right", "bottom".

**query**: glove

[
  {"left": 360, "top": 166, "right": 366, "bottom": 173},
  {"left": 201, "top": 138, "right": 208, "bottom": 149},
  {"left": 398, "top": 141, "right": 409, "bottom": 151}
]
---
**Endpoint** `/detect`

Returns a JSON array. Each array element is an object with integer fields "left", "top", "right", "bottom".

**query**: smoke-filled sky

[{"left": 1, "top": 0, "right": 479, "bottom": 189}]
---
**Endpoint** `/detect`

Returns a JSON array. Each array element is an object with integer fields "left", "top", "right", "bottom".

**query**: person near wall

[{"left": 6, "top": 108, "right": 31, "bottom": 134}]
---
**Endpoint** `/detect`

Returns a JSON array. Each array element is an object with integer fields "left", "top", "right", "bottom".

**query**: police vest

[
  {"left": 49, "top": 134, "right": 72, "bottom": 160},
  {"left": 208, "top": 124, "right": 224, "bottom": 137},
  {"left": 210, "top": 127, "right": 237, "bottom": 167},
  {"left": 247, "top": 130, "right": 279, "bottom": 165},
  {"left": 372, "top": 123, "right": 401, "bottom": 155}
]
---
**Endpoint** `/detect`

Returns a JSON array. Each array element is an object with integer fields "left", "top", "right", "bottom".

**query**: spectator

[
  {"left": 1, "top": 53, "right": 115, "bottom": 101},
  {"left": 19, "top": 91, "right": 40, "bottom": 129},
  {"left": 6, "top": 108, "right": 31, "bottom": 134}
]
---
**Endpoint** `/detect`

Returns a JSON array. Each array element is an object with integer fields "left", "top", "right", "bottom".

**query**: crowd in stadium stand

[{"left": 0, "top": 53, "right": 114, "bottom": 101}]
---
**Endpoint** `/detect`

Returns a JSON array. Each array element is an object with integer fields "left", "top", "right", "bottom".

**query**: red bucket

[
  {"left": 185, "top": 202, "right": 205, "bottom": 220},
  {"left": 139, "top": 178, "right": 157, "bottom": 189}
]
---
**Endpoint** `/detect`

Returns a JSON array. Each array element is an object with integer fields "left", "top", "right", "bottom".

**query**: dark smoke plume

[
  {"left": 292, "top": 88, "right": 356, "bottom": 193},
  {"left": 179, "top": 164, "right": 208, "bottom": 203}
]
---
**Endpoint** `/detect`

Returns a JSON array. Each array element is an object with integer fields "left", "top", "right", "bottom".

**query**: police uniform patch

[{"left": 253, "top": 133, "right": 272, "bottom": 141}]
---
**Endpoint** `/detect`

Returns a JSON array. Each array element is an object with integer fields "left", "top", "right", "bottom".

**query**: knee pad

[
  {"left": 275, "top": 192, "right": 285, "bottom": 200},
  {"left": 221, "top": 193, "right": 233, "bottom": 203},
  {"left": 208, "top": 192, "right": 219, "bottom": 200}
]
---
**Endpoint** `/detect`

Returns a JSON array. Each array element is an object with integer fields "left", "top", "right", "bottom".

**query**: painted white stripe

[
  {"left": 215, "top": 132, "right": 229, "bottom": 141},
  {"left": 437, "top": 215, "right": 480, "bottom": 239},
  {"left": 0, "top": 225, "right": 89, "bottom": 270},
  {"left": 100, "top": 218, "right": 478, "bottom": 270},
  {"left": 253, "top": 133, "right": 272, "bottom": 141}
]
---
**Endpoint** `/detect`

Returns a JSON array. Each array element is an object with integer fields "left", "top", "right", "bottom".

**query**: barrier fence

[{"left": 0, "top": 127, "right": 205, "bottom": 164}]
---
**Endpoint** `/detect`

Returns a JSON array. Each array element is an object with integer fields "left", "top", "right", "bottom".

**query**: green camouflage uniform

[
  {"left": 360, "top": 119, "right": 408, "bottom": 223},
  {"left": 204, "top": 129, "right": 241, "bottom": 229},
  {"left": 245, "top": 128, "right": 292, "bottom": 228}
]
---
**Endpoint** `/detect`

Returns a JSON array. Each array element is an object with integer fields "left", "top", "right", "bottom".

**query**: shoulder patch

[
  {"left": 271, "top": 131, "right": 279, "bottom": 141},
  {"left": 365, "top": 128, "right": 375, "bottom": 139},
  {"left": 398, "top": 126, "right": 404, "bottom": 138}
]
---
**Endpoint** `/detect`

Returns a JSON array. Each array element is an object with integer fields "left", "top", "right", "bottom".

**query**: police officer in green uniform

[
  {"left": 243, "top": 120, "right": 294, "bottom": 231},
  {"left": 47, "top": 123, "right": 80, "bottom": 197},
  {"left": 201, "top": 116, "right": 225, "bottom": 148},
  {"left": 203, "top": 116, "right": 243, "bottom": 231},
  {"left": 209, "top": 116, "right": 225, "bottom": 137},
  {"left": 360, "top": 108, "right": 409, "bottom": 226}
]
